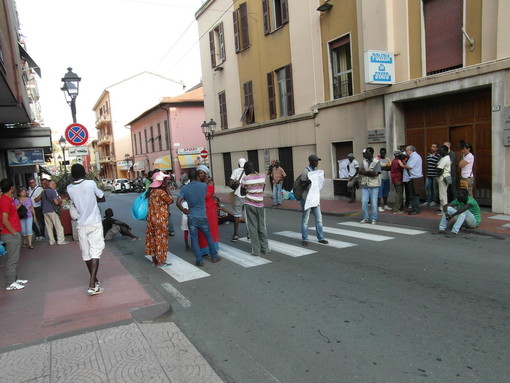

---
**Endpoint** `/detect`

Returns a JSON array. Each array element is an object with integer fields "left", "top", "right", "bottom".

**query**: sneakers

[
  {"left": 383, "top": 205, "right": 391, "bottom": 211},
  {"left": 432, "top": 230, "right": 446, "bottom": 235},
  {"left": 318, "top": 239, "right": 329, "bottom": 244},
  {"left": 302, "top": 241, "right": 309, "bottom": 246},
  {"left": 360, "top": 219, "right": 370, "bottom": 224},
  {"left": 371, "top": 220, "right": 377, "bottom": 225},
  {"left": 421, "top": 202, "right": 430, "bottom": 207},
  {"left": 195, "top": 261, "right": 204, "bottom": 267},
  {"left": 16, "top": 279, "right": 28, "bottom": 285},
  {"left": 231, "top": 235, "right": 239, "bottom": 242},
  {"left": 57, "top": 241, "right": 69, "bottom": 245},
  {"left": 429, "top": 202, "right": 437, "bottom": 207},
  {"left": 445, "top": 232, "right": 459, "bottom": 238},
  {"left": 35, "top": 236, "right": 44, "bottom": 242},
  {"left": 211, "top": 256, "right": 222, "bottom": 263},
  {"left": 6, "top": 282, "right": 25, "bottom": 291},
  {"left": 377, "top": 207, "right": 384, "bottom": 212},
  {"left": 87, "top": 286, "right": 104, "bottom": 296}
]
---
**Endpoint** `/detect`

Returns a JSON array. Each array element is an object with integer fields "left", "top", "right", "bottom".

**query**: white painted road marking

[
  {"left": 161, "top": 282, "right": 191, "bottom": 308},
  {"left": 218, "top": 243, "right": 272, "bottom": 267},
  {"left": 338, "top": 222, "right": 428, "bottom": 235},
  {"left": 274, "top": 231, "right": 357, "bottom": 249},
  {"left": 145, "top": 254, "right": 210, "bottom": 282},
  {"left": 239, "top": 237, "right": 317, "bottom": 257},
  {"left": 310, "top": 226, "right": 394, "bottom": 241}
]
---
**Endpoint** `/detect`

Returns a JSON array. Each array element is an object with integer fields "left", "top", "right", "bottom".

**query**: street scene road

[{"left": 98, "top": 192, "right": 510, "bottom": 383}]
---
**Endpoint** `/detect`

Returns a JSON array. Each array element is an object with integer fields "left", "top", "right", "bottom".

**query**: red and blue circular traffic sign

[{"left": 65, "top": 123, "right": 89, "bottom": 146}]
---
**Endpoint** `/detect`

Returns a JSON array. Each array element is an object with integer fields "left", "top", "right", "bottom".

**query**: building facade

[
  {"left": 92, "top": 72, "right": 185, "bottom": 180},
  {"left": 196, "top": 0, "right": 510, "bottom": 213},
  {"left": 127, "top": 86, "right": 207, "bottom": 181}
]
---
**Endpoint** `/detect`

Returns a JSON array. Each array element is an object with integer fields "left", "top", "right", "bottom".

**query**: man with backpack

[
  {"left": 298, "top": 154, "right": 328, "bottom": 246},
  {"left": 229, "top": 158, "right": 246, "bottom": 242}
]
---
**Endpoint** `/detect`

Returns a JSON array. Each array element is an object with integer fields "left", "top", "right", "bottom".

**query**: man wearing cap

[
  {"left": 346, "top": 153, "right": 359, "bottom": 203},
  {"left": 67, "top": 164, "right": 106, "bottom": 296},
  {"left": 299, "top": 154, "right": 328, "bottom": 246},
  {"left": 229, "top": 158, "right": 247, "bottom": 241},
  {"left": 177, "top": 169, "right": 221, "bottom": 267}
]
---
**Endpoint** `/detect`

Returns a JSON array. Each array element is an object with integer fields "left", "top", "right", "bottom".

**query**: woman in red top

[
  {"left": 197, "top": 165, "right": 219, "bottom": 257},
  {"left": 390, "top": 151, "right": 406, "bottom": 214}
]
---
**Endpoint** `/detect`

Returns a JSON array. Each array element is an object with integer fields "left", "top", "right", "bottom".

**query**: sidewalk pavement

[
  {"left": 0, "top": 239, "right": 223, "bottom": 382},
  {"left": 219, "top": 192, "right": 510, "bottom": 237}
]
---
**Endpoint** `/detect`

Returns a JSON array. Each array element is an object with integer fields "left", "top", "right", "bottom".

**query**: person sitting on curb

[
  {"left": 102, "top": 208, "right": 139, "bottom": 241},
  {"left": 433, "top": 189, "right": 481, "bottom": 237}
]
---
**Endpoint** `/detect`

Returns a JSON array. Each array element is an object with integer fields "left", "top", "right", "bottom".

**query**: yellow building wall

[
  {"left": 319, "top": 0, "right": 359, "bottom": 100},
  {"left": 407, "top": 0, "right": 422, "bottom": 79},
  {"left": 236, "top": 0, "right": 291, "bottom": 123},
  {"left": 465, "top": 0, "right": 482, "bottom": 66}
]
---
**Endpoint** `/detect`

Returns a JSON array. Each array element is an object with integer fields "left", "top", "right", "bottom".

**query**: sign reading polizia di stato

[{"left": 364, "top": 50, "right": 395, "bottom": 85}]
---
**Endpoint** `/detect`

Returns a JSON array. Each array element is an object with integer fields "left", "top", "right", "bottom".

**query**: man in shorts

[
  {"left": 66, "top": 164, "right": 106, "bottom": 296},
  {"left": 229, "top": 157, "right": 246, "bottom": 241}
]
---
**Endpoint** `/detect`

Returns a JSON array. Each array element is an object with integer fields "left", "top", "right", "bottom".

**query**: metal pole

[
  {"left": 208, "top": 135, "right": 214, "bottom": 179},
  {"left": 70, "top": 98, "right": 77, "bottom": 123},
  {"left": 63, "top": 149, "right": 67, "bottom": 175}
]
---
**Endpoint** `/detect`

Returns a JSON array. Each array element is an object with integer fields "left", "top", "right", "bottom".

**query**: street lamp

[
  {"left": 201, "top": 118, "right": 217, "bottom": 178},
  {"left": 59, "top": 135, "right": 68, "bottom": 175},
  {"left": 61, "top": 67, "right": 81, "bottom": 123}
]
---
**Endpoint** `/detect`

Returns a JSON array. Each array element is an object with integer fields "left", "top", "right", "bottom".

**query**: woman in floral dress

[{"left": 145, "top": 172, "right": 174, "bottom": 267}]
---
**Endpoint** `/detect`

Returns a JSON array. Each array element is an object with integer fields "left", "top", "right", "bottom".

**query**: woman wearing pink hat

[{"left": 145, "top": 171, "right": 174, "bottom": 267}]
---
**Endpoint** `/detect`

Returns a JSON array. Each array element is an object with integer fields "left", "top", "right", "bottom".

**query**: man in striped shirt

[
  {"left": 240, "top": 162, "right": 270, "bottom": 256},
  {"left": 424, "top": 143, "right": 440, "bottom": 207}
]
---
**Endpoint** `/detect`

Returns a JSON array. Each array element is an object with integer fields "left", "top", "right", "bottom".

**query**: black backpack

[{"left": 292, "top": 175, "right": 304, "bottom": 201}]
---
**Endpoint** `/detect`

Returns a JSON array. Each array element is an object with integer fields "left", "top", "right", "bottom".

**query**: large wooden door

[
  {"left": 278, "top": 147, "right": 294, "bottom": 191},
  {"left": 404, "top": 88, "right": 492, "bottom": 206}
]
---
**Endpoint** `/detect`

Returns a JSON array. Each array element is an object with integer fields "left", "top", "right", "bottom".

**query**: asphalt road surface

[{"left": 103, "top": 192, "right": 510, "bottom": 383}]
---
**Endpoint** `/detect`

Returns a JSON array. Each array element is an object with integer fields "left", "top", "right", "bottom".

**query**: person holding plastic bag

[{"left": 145, "top": 172, "right": 173, "bottom": 267}]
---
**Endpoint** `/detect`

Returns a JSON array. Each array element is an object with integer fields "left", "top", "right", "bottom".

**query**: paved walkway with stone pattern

[{"left": 0, "top": 322, "right": 223, "bottom": 383}]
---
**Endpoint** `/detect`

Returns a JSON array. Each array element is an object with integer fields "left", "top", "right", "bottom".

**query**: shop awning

[
  {"left": 154, "top": 155, "right": 172, "bottom": 170},
  {"left": 178, "top": 154, "right": 208, "bottom": 169},
  {"left": 133, "top": 160, "right": 145, "bottom": 171}
]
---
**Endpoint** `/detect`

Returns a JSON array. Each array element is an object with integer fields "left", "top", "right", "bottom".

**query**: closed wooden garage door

[{"left": 403, "top": 88, "right": 492, "bottom": 206}]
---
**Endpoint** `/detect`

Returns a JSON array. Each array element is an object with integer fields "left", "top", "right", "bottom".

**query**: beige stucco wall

[{"left": 196, "top": 0, "right": 242, "bottom": 131}]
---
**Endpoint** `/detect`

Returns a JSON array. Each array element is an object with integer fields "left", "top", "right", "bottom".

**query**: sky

[{"left": 15, "top": 0, "right": 206, "bottom": 139}]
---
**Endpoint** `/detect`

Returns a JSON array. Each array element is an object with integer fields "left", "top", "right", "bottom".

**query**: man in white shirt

[
  {"left": 229, "top": 158, "right": 246, "bottom": 242},
  {"left": 28, "top": 178, "right": 45, "bottom": 241},
  {"left": 67, "top": 164, "right": 106, "bottom": 296}
]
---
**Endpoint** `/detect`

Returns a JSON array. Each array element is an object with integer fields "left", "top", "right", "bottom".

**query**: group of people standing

[{"left": 348, "top": 141, "right": 480, "bottom": 235}]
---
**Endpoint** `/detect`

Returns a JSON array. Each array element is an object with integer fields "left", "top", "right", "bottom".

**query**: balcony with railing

[
  {"left": 99, "top": 154, "right": 116, "bottom": 164},
  {"left": 97, "top": 134, "right": 112, "bottom": 146},
  {"left": 95, "top": 114, "right": 111, "bottom": 128}
]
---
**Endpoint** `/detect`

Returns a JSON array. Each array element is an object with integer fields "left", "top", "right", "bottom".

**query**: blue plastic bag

[
  {"left": 0, "top": 241, "right": 5, "bottom": 256},
  {"left": 131, "top": 191, "right": 149, "bottom": 220}
]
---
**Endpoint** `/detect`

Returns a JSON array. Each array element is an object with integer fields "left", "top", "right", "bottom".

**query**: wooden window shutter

[
  {"left": 281, "top": 0, "right": 289, "bottom": 24},
  {"left": 267, "top": 72, "right": 276, "bottom": 119},
  {"left": 240, "top": 2, "right": 250, "bottom": 49},
  {"left": 218, "top": 23, "right": 226, "bottom": 62},
  {"left": 219, "top": 92, "right": 228, "bottom": 129},
  {"left": 262, "top": 0, "right": 270, "bottom": 35},
  {"left": 209, "top": 30, "right": 216, "bottom": 67},
  {"left": 285, "top": 65, "right": 295, "bottom": 116},
  {"left": 424, "top": 0, "right": 463, "bottom": 74},
  {"left": 233, "top": 9, "right": 240, "bottom": 53}
]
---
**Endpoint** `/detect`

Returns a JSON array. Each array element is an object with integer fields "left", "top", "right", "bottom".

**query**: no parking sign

[{"left": 65, "top": 123, "right": 89, "bottom": 146}]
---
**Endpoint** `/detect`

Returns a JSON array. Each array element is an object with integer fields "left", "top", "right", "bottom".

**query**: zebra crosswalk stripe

[
  {"left": 274, "top": 231, "right": 357, "bottom": 248},
  {"left": 310, "top": 226, "right": 394, "bottom": 241},
  {"left": 238, "top": 237, "right": 317, "bottom": 257},
  {"left": 145, "top": 254, "right": 211, "bottom": 282},
  {"left": 219, "top": 243, "right": 272, "bottom": 267},
  {"left": 338, "top": 221, "right": 428, "bottom": 235}
]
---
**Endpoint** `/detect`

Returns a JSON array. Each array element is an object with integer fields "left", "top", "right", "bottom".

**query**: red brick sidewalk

[{"left": 0, "top": 241, "right": 159, "bottom": 350}]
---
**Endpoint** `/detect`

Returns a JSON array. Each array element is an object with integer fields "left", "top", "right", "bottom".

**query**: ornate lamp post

[
  {"left": 201, "top": 118, "right": 217, "bottom": 178},
  {"left": 61, "top": 67, "right": 81, "bottom": 123},
  {"left": 59, "top": 135, "right": 68, "bottom": 176}
]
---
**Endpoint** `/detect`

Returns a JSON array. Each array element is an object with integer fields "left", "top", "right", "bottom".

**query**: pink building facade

[{"left": 127, "top": 86, "right": 207, "bottom": 182}]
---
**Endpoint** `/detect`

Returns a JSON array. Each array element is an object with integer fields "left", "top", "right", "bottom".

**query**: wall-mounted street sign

[
  {"left": 364, "top": 50, "right": 395, "bottom": 85},
  {"left": 65, "top": 123, "right": 89, "bottom": 146},
  {"left": 68, "top": 146, "right": 89, "bottom": 157},
  {"left": 367, "top": 129, "right": 386, "bottom": 144}
]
